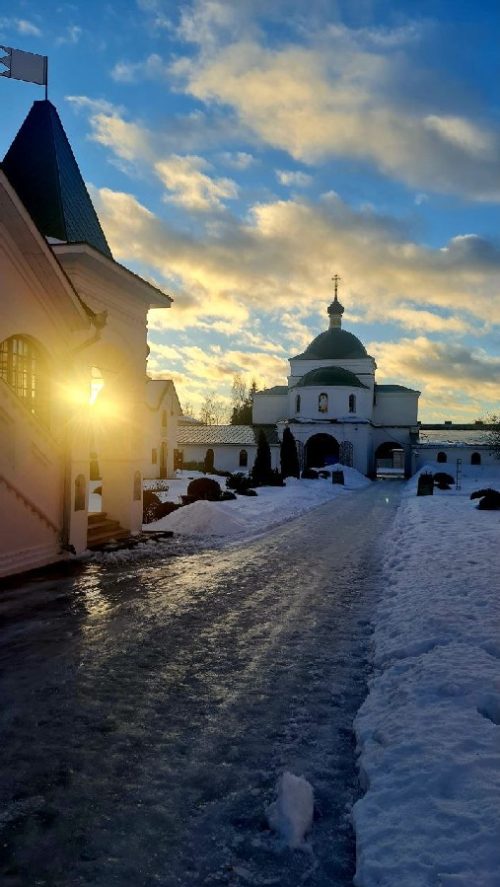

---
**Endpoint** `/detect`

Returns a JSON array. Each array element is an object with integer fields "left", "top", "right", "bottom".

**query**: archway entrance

[
  {"left": 375, "top": 441, "right": 405, "bottom": 477},
  {"left": 305, "top": 433, "right": 339, "bottom": 468}
]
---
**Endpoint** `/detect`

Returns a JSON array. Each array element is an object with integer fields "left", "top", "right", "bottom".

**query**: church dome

[
  {"left": 296, "top": 366, "right": 368, "bottom": 388},
  {"left": 294, "top": 328, "right": 368, "bottom": 360}
]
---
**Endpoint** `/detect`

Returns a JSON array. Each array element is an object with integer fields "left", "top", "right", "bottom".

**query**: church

[{"left": 179, "top": 284, "right": 421, "bottom": 477}]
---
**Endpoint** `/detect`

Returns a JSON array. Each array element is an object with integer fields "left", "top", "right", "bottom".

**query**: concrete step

[
  {"left": 88, "top": 511, "right": 108, "bottom": 525},
  {"left": 87, "top": 513, "right": 130, "bottom": 548},
  {"left": 87, "top": 528, "right": 131, "bottom": 548}
]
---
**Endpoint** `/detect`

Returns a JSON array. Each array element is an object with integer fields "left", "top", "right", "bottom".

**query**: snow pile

[
  {"left": 155, "top": 499, "right": 250, "bottom": 537},
  {"left": 145, "top": 470, "right": 370, "bottom": 539},
  {"left": 353, "top": 465, "right": 500, "bottom": 887},
  {"left": 267, "top": 771, "right": 314, "bottom": 848},
  {"left": 331, "top": 463, "right": 371, "bottom": 490}
]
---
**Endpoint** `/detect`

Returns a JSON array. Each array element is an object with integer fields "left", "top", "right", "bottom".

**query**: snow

[
  {"left": 144, "top": 468, "right": 370, "bottom": 539},
  {"left": 353, "top": 463, "right": 500, "bottom": 887},
  {"left": 267, "top": 771, "right": 315, "bottom": 849}
]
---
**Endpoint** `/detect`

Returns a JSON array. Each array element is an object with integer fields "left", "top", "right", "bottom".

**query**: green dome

[
  {"left": 294, "top": 328, "right": 367, "bottom": 360},
  {"left": 296, "top": 367, "right": 368, "bottom": 388}
]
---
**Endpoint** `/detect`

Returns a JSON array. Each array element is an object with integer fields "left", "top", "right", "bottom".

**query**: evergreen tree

[
  {"left": 230, "top": 377, "right": 258, "bottom": 425},
  {"left": 484, "top": 414, "right": 500, "bottom": 459},
  {"left": 251, "top": 429, "right": 271, "bottom": 484},
  {"left": 280, "top": 427, "right": 300, "bottom": 478}
]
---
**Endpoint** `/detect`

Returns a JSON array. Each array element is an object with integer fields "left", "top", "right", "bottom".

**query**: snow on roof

[
  {"left": 177, "top": 424, "right": 279, "bottom": 446},
  {"left": 417, "top": 430, "right": 492, "bottom": 446}
]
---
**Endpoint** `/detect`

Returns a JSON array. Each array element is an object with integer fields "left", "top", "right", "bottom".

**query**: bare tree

[{"left": 199, "top": 393, "right": 228, "bottom": 425}]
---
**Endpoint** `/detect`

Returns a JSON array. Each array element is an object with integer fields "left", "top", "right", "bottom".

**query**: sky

[{"left": 1, "top": 0, "right": 500, "bottom": 422}]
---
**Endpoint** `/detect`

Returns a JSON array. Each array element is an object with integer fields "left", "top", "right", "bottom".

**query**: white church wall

[
  {"left": 292, "top": 386, "right": 373, "bottom": 422},
  {"left": 252, "top": 393, "right": 288, "bottom": 424},
  {"left": 373, "top": 391, "right": 419, "bottom": 426}
]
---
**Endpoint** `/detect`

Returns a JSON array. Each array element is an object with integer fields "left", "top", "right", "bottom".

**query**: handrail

[{"left": 0, "top": 474, "right": 60, "bottom": 534}]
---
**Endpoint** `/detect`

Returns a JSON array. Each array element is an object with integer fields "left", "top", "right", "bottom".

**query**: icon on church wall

[{"left": 318, "top": 392, "right": 328, "bottom": 413}]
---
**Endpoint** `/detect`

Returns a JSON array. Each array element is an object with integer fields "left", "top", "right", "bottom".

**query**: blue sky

[{"left": 1, "top": 0, "right": 500, "bottom": 420}]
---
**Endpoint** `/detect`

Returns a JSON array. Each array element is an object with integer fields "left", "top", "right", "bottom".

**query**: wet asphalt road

[{"left": 0, "top": 482, "right": 400, "bottom": 887}]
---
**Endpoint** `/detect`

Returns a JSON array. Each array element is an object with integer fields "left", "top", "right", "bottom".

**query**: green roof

[
  {"left": 376, "top": 384, "right": 420, "bottom": 393},
  {"left": 2, "top": 100, "right": 112, "bottom": 258},
  {"left": 293, "top": 327, "right": 368, "bottom": 360},
  {"left": 296, "top": 367, "right": 368, "bottom": 388},
  {"left": 257, "top": 385, "right": 288, "bottom": 395}
]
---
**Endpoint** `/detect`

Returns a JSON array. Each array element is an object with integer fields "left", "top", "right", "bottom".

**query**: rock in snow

[{"left": 267, "top": 771, "right": 314, "bottom": 848}]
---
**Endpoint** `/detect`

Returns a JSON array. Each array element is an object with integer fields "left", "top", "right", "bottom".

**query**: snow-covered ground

[
  {"left": 354, "top": 463, "right": 500, "bottom": 887},
  {"left": 144, "top": 466, "right": 370, "bottom": 539}
]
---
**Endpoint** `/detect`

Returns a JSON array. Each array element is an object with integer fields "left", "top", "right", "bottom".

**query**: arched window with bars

[{"left": 0, "top": 335, "right": 49, "bottom": 423}]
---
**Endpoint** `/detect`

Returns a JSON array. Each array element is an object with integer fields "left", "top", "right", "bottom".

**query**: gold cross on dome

[{"left": 331, "top": 274, "right": 342, "bottom": 300}]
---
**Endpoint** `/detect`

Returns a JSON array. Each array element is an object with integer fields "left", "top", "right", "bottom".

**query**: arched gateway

[{"left": 305, "top": 433, "right": 339, "bottom": 468}]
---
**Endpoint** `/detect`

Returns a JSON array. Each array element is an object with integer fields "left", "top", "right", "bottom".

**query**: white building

[
  {"left": 253, "top": 292, "right": 420, "bottom": 476},
  {"left": 0, "top": 99, "right": 177, "bottom": 577}
]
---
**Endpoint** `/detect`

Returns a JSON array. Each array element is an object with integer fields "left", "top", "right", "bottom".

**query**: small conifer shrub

[{"left": 186, "top": 477, "right": 222, "bottom": 501}]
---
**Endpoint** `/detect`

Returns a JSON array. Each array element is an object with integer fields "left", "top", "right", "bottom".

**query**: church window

[
  {"left": 161, "top": 409, "right": 167, "bottom": 428},
  {"left": 318, "top": 392, "right": 328, "bottom": 413},
  {"left": 437, "top": 451, "right": 447, "bottom": 463},
  {"left": 0, "top": 335, "right": 49, "bottom": 423},
  {"left": 349, "top": 394, "right": 356, "bottom": 413},
  {"left": 471, "top": 452, "right": 481, "bottom": 465},
  {"left": 296, "top": 394, "right": 301, "bottom": 413},
  {"left": 74, "top": 474, "right": 86, "bottom": 511},
  {"left": 152, "top": 448, "right": 157, "bottom": 464},
  {"left": 239, "top": 449, "right": 248, "bottom": 467}
]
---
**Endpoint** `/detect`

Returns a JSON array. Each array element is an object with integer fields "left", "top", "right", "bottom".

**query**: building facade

[{"left": 0, "top": 99, "right": 175, "bottom": 577}]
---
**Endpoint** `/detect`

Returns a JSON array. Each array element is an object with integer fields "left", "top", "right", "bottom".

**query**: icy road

[{"left": 0, "top": 482, "right": 400, "bottom": 887}]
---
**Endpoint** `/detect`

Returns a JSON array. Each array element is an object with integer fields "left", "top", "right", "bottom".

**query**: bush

[
  {"left": 143, "top": 490, "right": 161, "bottom": 523},
  {"left": 238, "top": 488, "right": 258, "bottom": 496},
  {"left": 301, "top": 468, "right": 319, "bottom": 479},
  {"left": 433, "top": 472, "right": 454, "bottom": 486},
  {"left": 147, "top": 479, "right": 170, "bottom": 492},
  {"left": 186, "top": 477, "right": 222, "bottom": 501},
  {"left": 476, "top": 490, "right": 500, "bottom": 510},
  {"left": 226, "top": 473, "right": 254, "bottom": 493},
  {"left": 470, "top": 488, "right": 496, "bottom": 500},
  {"left": 260, "top": 468, "right": 284, "bottom": 487},
  {"left": 220, "top": 491, "right": 237, "bottom": 501}
]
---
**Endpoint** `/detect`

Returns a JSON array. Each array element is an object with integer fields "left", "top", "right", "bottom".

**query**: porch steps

[{"left": 87, "top": 512, "right": 131, "bottom": 548}]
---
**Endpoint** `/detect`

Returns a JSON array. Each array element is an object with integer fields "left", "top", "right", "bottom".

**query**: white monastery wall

[
  {"left": 373, "top": 391, "right": 419, "bottom": 426},
  {"left": 252, "top": 394, "right": 288, "bottom": 424}
]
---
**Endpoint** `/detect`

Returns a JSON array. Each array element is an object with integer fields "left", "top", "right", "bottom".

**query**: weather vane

[
  {"left": 331, "top": 274, "right": 342, "bottom": 300},
  {"left": 1, "top": 45, "right": 49, "bottom": 99}
]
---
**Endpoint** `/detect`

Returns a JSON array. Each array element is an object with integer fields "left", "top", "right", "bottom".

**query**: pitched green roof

[
  {"left": 293, "top": 327, "right": 368, "bottom": 360},
  {"left": 257, "top": 385, "right": 288, "bottom": 395},
  {"left": 376, "top": 384, "right": 420, "bottom": 393},
  {"left": 296, "top": 366, "right": 368, "bottom": 388},
  {"left": 2, "top": 100, "right": 112, "bottom": 258}
]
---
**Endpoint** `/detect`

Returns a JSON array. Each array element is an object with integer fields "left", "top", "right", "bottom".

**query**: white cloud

[
  {"left": 56, "top": 25, "right": 82, "bottom": 45},
  {"left": 276, "top": 169, "right": 312, "bottom": 188},
  {"left": 171, "top": 30, "right": 500, "bottom": 200},
  {"left": 111, "top": 53, "right": 168, "bottom": 83},
  {"left": 219, "top": 151, "right": 255, "bottom": 169},
  {"left": 0, "top": 17, "right": 42, "bottom": 36},
  {"left": 155, "top": 154, "right": 238, "bottom": 210}
]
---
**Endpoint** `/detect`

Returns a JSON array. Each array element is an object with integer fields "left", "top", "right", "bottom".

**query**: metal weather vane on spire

[{"left": 0, "top": 45, "right": 48, "bottom": 98}]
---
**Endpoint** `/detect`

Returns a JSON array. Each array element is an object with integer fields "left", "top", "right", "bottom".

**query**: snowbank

[
  {"left": 354, "top": 465, "right": 500, "bottom": 887},
  {"left": 145, "top": 470, "right": 371, "bottom": 539},
  {"left": 267, "top": 771, "right": 314, "bottom": 848}
]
